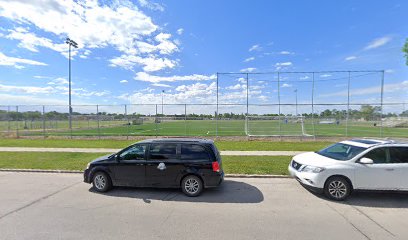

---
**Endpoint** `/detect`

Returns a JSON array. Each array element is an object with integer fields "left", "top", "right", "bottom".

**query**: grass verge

[
  {"left": 0, "top": 152, "right": 292, "bottom": 175},
  {"left": 0, "top": 139, "right": 332, "bottom": 151}
]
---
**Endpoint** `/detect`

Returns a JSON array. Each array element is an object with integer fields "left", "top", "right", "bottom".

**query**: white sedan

[{"left": 288, "top": 139, "right": 408, "bottom": 201}]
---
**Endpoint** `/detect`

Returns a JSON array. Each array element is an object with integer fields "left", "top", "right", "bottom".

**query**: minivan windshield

[{"left": 317, "top": 143, "right": 366, "bottom": 161}]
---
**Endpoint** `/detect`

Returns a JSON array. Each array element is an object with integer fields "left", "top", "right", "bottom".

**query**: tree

[
  {"left": 360, "top": 105, "right": 381, "bottom": 121},
  {"left": 404, "top": 38, "right": 408, "bottom": 65}
]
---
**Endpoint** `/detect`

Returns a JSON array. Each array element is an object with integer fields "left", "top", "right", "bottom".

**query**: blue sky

[{"left": 0, "top": 0, "right": 407, "bottom": 114}]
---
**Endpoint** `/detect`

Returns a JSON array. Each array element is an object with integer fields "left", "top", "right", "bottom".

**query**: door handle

[
  {"left": 157, "top": 162, "right": 166, "bottom": 171},
  {"left": 385, "top": 168, "right": 394, "bottom": 171}
]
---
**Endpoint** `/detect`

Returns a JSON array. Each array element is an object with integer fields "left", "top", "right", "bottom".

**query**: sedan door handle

[{"left": 385, "top": 168, "right": 394, "bottom": 171}]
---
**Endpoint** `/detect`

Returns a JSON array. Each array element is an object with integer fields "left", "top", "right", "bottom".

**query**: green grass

[
  {"left": 0, "top": 138, "right": 333, "bottom": 151},
  {"left": 0, "top": 152, "right": 292, "bottom": 175},
  {"left": 4, "top": 119, "right": 408, "bottom": 138},
  {"left": 222, "top": 156, "right": 292, "bottom": 175},
  {"left": 0, "top": 152, "right": 102, "bottom": 171}
]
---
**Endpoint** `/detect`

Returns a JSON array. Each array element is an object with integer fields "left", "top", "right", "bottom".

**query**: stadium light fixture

[{"left": 65, "top": 37, "right": 78, "bottom": 133}]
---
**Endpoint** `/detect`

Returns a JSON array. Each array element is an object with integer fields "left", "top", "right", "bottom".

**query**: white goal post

[{"left": 245, "top": 116, "right": 314, "bottom": 137}]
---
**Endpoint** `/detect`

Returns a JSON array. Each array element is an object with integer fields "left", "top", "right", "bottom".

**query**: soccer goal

[{"left": 245, "top": 116, "right": 314, "bottom": 137}]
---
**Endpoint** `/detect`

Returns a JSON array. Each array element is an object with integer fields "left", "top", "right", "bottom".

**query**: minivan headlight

[
  {"left": 301, "top": 165, "right": 325, "bottom": 173},
  {"left": 86, "top": 162, "right": 91, "bottom": 169}
]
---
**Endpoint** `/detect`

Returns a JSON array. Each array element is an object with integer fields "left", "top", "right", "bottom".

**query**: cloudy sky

[{"left": 0, "top": 0, "right": 407, "bottom": 114}]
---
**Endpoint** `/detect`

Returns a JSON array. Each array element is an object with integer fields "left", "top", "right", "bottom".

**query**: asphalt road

[{"left": 0, "top": 172, "right": 407, "bottom": 240}]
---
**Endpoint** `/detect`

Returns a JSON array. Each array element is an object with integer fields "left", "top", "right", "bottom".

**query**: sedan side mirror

[{"left": 359, "top": 157, "right": 374, "bottom": 164}]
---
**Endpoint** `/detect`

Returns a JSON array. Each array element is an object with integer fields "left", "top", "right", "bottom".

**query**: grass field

[
  {"left": 0, "top": 152, "right": 292, "bottom": 175},
  {"left": 0, "top": 139, "right": 333, "bottom": 151},
  {"left": 3, "top": 119, "right": 408, "bottom": 138}
]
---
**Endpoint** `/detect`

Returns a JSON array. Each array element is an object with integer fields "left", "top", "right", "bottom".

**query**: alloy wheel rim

[
  {"left": 328, "top": 181, "right": 347, "bottom": 199},
  {"left": 94, "top": 175, "right": 106, "bottom": 190},
  {"left": 185, "top": 178, "right": 199, "bottom": 194}
]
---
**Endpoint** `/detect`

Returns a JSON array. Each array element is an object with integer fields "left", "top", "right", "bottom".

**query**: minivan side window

[
  {"left": 119, "top": 144, "right": 146, "bottom": 160},
  {"left": 149, "top": 143, "right": 177, "bottom": 160},
  {"left": 181, "top": 144, "right": 210, "bottom": 161},
  {"left": 389, "top": 147, "right": 408, "bottom": 163},
  {"left": 362, "top": 147, "right": 388, "bottom": 164}
]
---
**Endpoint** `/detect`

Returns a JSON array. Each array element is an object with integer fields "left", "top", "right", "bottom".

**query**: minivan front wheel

[
  {"left": 93, "top": 172, "right": 112, "bottom": 192},
  {"left": 324, "top": 176, "right": 351, "bottom": 201},
  {"left": 181, "top": 175, "right": 203, "bottom": 197}
]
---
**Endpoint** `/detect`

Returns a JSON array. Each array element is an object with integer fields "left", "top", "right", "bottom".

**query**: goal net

[{"left": 245, "top": 116, "right": 313, "bottom": 137}]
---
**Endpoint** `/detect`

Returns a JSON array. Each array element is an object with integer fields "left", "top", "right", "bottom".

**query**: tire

[
  {"left": 92, "top": 171, "right": 112, "bottom": 192},
  {"left": 181, "top": 175, "right": 203, "bottom": 197},
  {"left": 324, "top": 176, "right": 351, "bottom": 201}
]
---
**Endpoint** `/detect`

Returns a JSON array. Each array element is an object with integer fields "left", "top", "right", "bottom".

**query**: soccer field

[{"left": 3, "top": 119, "right": 408, "bottom": 138}]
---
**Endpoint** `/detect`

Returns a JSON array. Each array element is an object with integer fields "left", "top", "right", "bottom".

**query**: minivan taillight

[{"left": 212, "top": 161, "right": 220, "bottom": 172}]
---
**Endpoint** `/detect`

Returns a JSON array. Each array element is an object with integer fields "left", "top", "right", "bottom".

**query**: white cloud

[
  {"left": 300, "top": 76, "right": 310, "bottom": 80},
  {"left": 110, "top": 55, "right": 177, "bottom": 72},
  {"left": 281, "top": 83, "right": 292, "bottom": 88},
  {"left": 120, "top": 80, "right": 128, "bottom": 83},
  {"left": 0, "top": 84, "right": 54, "bottom": 94},
  {"left": 320, "top": 80, "right": 408, "bottom": 98},
  {"left": 152, "top": 83, "right": 171, "bottom": 88},
  {"left": 275, "top": 62, "right": 292, "bottom": 70},
  {"left": 243, "top": 57, "right": 255, "bottom": 62},
  {"left": 364, "top": 36, "right": 392, "bottom": 50},
  {"left": 226, "top": 84, "right": 245, "bottom": 90},
  {"left": 240, "top": 67, "right": 256, "bottom": 72},
  {"left": 344, "top": 56, "right": 357, "bottom": 61},
  {"left": 0, "top": 0, "right": 178, "bottom": 72},
  {"left": 138, "top": 0, "right": 164, "bottom": 12},
  {"left": 320, "top": 74, "right": 332, "bottom": 78},
  {"left": 177, "top": 28, "right": 184, "bottom": 35},
  {"left": 134, "top": 72, "right": 216, "bottom": 83},
  {"left": 275, "top": 62, "right": 292, "bottom": 67},
  {"left": 279, "top": 51, "right": 294, "bottom": 55},
  {"left": 0, "top": 51, "right": 47, "bottom": 69},
  {"left": 119, "top": 82, "right": 217, "bottom": 104},
  {"left": 237, "top": 77, "right": 246, "bottom": 83},
  {"left": 249, "top": 44, "right": 261, "bottom": 52},
  {"left": 47, "top": 77, "right": 69, "bottom": 85}
]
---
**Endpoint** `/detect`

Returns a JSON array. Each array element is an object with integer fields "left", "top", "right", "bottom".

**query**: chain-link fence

[{"left": 1, "top": 71, "right": 407, "bottom": 139}]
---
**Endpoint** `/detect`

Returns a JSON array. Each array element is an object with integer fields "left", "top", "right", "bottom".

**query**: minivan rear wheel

[
  {"left": 324, "top": 176, "right": 351, "bottom": 201},
  {"left": 181, "top": 175, "right": 203, "bottom": 197},
  {"left": 93, "top": 171, "right": 112, "bottom": 192}
]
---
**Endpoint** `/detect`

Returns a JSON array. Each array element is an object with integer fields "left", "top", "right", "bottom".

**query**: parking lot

[{"left": 0, "top": 172, "right": 407, "bottom": 240}]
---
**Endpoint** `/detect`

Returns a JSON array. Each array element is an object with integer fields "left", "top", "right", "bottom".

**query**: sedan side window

[
  {"left": 149, "top": 143, "right": 178, "bottom": 160},
  {"left": 389, "top": 147, "right": 408, "bottom": 164},
  {"left": 363, "top": 147, "right": 388, "bottom": 164},
  {"left": 181, "top": 144, "right": 210, "bottom": 161},
  {"left": 119, "top": 145, "right": 146, "bottom": 160}
]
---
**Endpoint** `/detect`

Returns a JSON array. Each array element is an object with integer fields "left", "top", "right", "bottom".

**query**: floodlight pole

[{"left": 65, "top": 38, "right": 78, "bottom": 134}]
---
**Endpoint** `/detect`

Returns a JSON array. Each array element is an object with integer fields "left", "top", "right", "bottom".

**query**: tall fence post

[
  {"left": 125, "top": 104, "right": 129, "bottom": 140},
  {"left": 216, "top": 73, "right": 219, "bottom": 138},
  {"left": 311, "top": 72, "right": 316, "bottom": 140},
  {"left": 380, "top": 70, "right": 385, "bottom": 138},
  {"left": 184, "top": 104, "right": 187, "bottom": 136},
  {"left": 96, "top": 105, "right": 100, "bottom": 139},
  {"left": 16, "top": 106, "right": 19, "bottom": 138},
  {"left": 155, "top": 104, "right": 158, "bottom": 138},
  {"left": 277, "top": 72, "right": 282, "bottom": 140},
  {"left": 7, "top": 105, "right": 10, "bottom": 134},
  {"left": 42, "top": 105, "right": 46, "bottom": 138},
  {"left": 346, "top": 71, "right": 350, "bottom": 137}
]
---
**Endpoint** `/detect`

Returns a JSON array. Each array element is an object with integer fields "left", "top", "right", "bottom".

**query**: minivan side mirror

[{"left": 359, "top": 157, "right": 374, "bottom": 164}]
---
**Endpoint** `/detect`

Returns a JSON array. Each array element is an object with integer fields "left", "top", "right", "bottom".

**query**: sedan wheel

[
  {"left": 182, "top": 175, "right": 203, "bottom": 197},
  {"left": 93, "top": 172, "right": 112, "bottom": 192},
  {"left": 324, "top": 177, "right": 351, "bottom": 201}
]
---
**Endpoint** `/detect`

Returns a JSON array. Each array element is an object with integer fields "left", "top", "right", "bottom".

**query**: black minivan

[{"left": 84, "top": 138, "right": 224, "bottom": 197}]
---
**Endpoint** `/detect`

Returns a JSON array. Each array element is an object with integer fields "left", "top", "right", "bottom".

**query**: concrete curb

[{"left": 0, "top": 169, "right": 291, "bottom": 178}]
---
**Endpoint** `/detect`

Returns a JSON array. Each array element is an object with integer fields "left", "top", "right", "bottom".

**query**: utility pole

[{"left": 65, "top": 37, "right": 78, "bottom": 133}]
